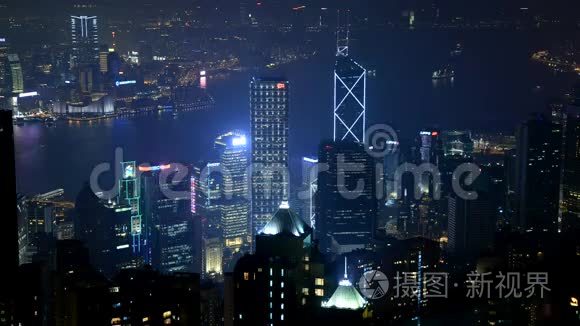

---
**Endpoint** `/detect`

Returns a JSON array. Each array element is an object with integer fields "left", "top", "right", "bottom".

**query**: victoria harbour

[{"left": 14, "top": 30, "right": 575, "bottom": 198}]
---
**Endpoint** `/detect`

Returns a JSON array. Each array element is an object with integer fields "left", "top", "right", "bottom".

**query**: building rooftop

[
  {"left": 259, "top": 202, "right": 310, "bottom": 237},
  {"left": 322, "top": 258, "right": 367, "bottom": 310},
  {"left": 322, "top": 278, "right": 367, "bottom": 310}
]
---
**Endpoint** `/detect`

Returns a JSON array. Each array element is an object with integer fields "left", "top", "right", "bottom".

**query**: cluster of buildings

[
  {"left": 0, "top": 7, "right": 580, "bottom": 326},
  {"left": 0, "top": 10, "right": 215, "bottom": 121}
]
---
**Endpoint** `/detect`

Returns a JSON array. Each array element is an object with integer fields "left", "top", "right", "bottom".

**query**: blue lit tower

[
  {"left": 250, "top": 77, "right": 290, "bottom": 239},
  {"left": 215, "top": 131, "right": 250, "bottom": 257},
  {"left": 118, "top": 161, "right": 142, "bottom": 254},
  {"left": 334, "top": 11, "right": 366, "bottom": 142}
]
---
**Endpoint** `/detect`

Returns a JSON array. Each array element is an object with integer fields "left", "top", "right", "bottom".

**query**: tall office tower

[
  {"left": 561, "top": 104, "right": 580, "bottom": 230},
  {"left": 16, "top": 192, "right": 74, "bottom": 265},
  {"left": 75, "top": 182, "right": 138, "bottom": 277},
  {"left": 301, "top": 157, "right": 318, "bottom": 228},
  {"left": 416, "top": 129, "right": 443, "bottom": 196},
  {"left": 0, "top": 38, "right": 8, "bottom": 93},
  {"left": 447, "top": 194, "right": 494, "bottom": 260},
  {"left": 159, "top": 207, "right": 195, "bottom": 273},
  {"left": 118, "top": 161, "right": 143, "bottom": 254},
  {"left": 204, "top": 237, "right": 223, "bottom": 276},
  {"left": 316, "top": 140, "right": 377, "bottom": 255},
  {"left": 233, "top": 203, "right": 326, "bottom": 325},
  {"left": 194, "top": 162, "right": 223, "bottom": 238},
  {"left": 515, "top": 114, "right": 562, "bottom": 232},
  {"left": 215, "top": 131, "right": 249, "bottom": 199},
  {"left": 6, "top": 54, "right": 24, "bottom": 94},
  {"left": 418, "top": 129, "right": 443, "bottom": 164},
  {"left": 140, "top": 164, "right": 195, "bottom": 273},
  {"left": 333, "top": 13, "right": 366, "bottom": 142},
  {"left": 250, "top": 77, "right": 289, "bottom": 237},
  {"left": 0, "top": 110, "right": 18, "bottom": 308},
  {"left": 98, "top": 45, "right": 109, "bottom": 73},
  {"left": 239, "top": 1, "right": 250, "bottom": 25},
  {"left": 70, "top": 15, "right": 99, "bottom": 67},
  {"left": 504, "top": 148, "right": 518, "bottom": 227}
]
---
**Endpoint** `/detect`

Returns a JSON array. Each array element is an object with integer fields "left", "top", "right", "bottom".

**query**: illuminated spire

[{"left": 322, "top": 257, "right": 367, "bottom": 310}]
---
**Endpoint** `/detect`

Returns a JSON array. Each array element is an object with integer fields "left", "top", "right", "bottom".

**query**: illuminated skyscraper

[
  {"left": 6, "top": 54, "right": 24, "bottom": 94},
  {"left": 70, "top": 15, "right": 99, "bottom": 67},
  {"left": 118, "top": 161, "right": 142, "bottom": 253},
  {"left": 204, "top": 237, "right": 223, "bottom": 276},
  {"left": 316, "top": 141, "right": 377, "bottom": 254},
  {"left": 195, "top": 162, "right": 223, "bottom": 237},
  {"left": 250, "top": 77, "right": 289, "bottom": 238},
  {"left": 515, "top": 114, "right": 562, "bottom": 232},
  {"left": 0, "top": 38, "right": 9, "bottom": 94},
  {"left": 215, "top": 131, "right": 249, "bottom": 199},
  {"left": 560, "top": 103, "right": 580, "bottom": 230},
  {"left": 140, "top": 163, "right": 196, "bottom": 273},
  {"left": 215, "top": 131, "right": 250, "bottom": 258},
  {"left": 301, "top": 157, "right": 318, "bottom": 228},
  {"left": 333, "top": 14, "right": 366, "bottom": 142}
]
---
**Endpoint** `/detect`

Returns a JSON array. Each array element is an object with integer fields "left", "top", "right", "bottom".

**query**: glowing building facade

[
  {"left": 70, "top": 15, "right": 99, "bottom": 67},
  {"left": 118, "top": 161, "right": 142, "bottom": 254},
  {"left": 333, "top": 32, "right": 366, "bottom": 142},
  {"left": 215, "top": 131, "right": 250, "bottom": 257},
  {"left": 250, "top": 77, "right": 290, "bottom": 238}
]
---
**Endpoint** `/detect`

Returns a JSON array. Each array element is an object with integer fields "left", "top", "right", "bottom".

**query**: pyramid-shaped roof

[
  {"left": 259, "top": 202, "right": 310, "bottom": 237},
  {"left": 322, "top": 279, "right": 367, "bottom": 310}
]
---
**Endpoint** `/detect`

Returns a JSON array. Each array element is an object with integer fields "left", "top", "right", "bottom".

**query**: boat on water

[
  {"left": 450, "top": 43, "right": 463, "bottom": 56},
  {"left": 432, "top": 65, "right": 455, "bottom": 80}
]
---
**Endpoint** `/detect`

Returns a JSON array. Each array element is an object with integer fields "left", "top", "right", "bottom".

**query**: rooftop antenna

[
  {"left": 336, "top": 9, "right": 350, "bottom": 57},
  {"left": 344, "top": 256, "right": 348, "bottom": 279}
]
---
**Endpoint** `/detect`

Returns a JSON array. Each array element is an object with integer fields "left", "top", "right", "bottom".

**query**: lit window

[
  {"left": 304, "top": 264, "right": 310, "bottom": 271},
  {"left": 315, "top": 278, "right": 324, "bottom": 286},
  {"left": 315, "top": 289, "right": 324, "bottom": 297},
  {"left": 243, "top": 272, "right": 249, "bottom": 281},
  {"left": 302, "top": 288, "right": 309, "bottom": 295}
]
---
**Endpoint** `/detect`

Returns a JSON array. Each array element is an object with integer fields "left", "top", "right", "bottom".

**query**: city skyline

[{"left": 1, "top": 1, "right": 580, "bottom": 325}]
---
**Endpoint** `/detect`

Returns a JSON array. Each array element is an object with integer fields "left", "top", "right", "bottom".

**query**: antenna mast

[{"left": 336, "top": 10, "right": 350, "bottom": 57}]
